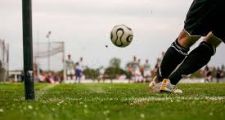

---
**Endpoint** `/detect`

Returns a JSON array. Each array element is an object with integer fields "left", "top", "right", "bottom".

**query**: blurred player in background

[
  {"left": 203, "top": 65, "right": 213, "bottom": 82},
  {"left": 143, "top": 59, "right": 151, "bottom": 82},
  {"left": 78, "top": 57, "right": 86, "bottom": 80},
  {"left": 65, "top": 54, "right": 75, "bottom": 80},
  {"left": 131, "top": 56, "right": 142, "bottom": 82},
  {"left": 75, "top": 62, "right": 82, "bottom": 83},
  {"left": 98, "top": 66, "right": 105, "bottom": 83}
]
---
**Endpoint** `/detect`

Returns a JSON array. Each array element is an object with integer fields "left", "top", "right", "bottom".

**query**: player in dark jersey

[{"left": 149, "top": 0, "right": 225, "bottom": 93}]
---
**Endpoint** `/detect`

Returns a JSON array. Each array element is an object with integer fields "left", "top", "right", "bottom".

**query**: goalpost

[{"left": 22, "top": 0, "right": 35, "bottom": 100}]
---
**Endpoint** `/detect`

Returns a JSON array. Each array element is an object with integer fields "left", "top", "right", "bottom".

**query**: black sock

[
  {"left": 169, "top": 41, "right": 215, "bottom": 85},
  {"left": 156, "top": 39, "right": 189, "bottom": 82}
]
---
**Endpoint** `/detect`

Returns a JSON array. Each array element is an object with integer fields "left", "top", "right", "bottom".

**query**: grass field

[{"left": 0, "top": 83, "right": 225, "bottom": 120}]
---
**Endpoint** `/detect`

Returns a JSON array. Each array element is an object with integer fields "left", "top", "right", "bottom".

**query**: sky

[{"left": 0, "top": 0, "right": 225, "bottom": 70}]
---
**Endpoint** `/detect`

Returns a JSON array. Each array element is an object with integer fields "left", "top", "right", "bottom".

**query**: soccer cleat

[{"left": 160, "top": 79, "right": 183, "bottom": 94}]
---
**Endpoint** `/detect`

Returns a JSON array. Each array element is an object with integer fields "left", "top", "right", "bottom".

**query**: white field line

[
  {"left": 36, "top": 84, "right": 57, "bottom": 100},
  {"left": 44, "top": 96, "right": 225, "bottom": 103},
  {"left": 129, "top": 96, "right": 225, "bottom": 105}
]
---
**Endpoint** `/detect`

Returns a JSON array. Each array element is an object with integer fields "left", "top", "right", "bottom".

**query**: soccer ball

[{"left": 110, "top": 24, "right": 133, "bottom": 47}]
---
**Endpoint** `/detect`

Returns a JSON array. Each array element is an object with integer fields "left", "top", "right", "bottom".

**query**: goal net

[
  {"left": 33, "top": 41, "right": 65, "bottom": 81},
  {"left": 0, "top": 39, "right": 9, "bottom": 82}
]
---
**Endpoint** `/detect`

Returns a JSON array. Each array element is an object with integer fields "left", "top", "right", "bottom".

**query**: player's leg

[
  {"left": 159, "top": 32, "right": 221, "bottom": 93},
  {"left": 168, "top": 0, "right": 225, "bottom": 86},
  {"left": 150, "top": 0, "right": 214, "bottom": 85},
  {"left": 152, "top": 30, "right": 200, "bottom": 83},
  {"left": 149, "top": 30, "right": 200, "bottom": 92},
  {"left": 151, "top": 0, "right": 223, "bottom": 93},
  {"left": 169, "top": 32, "right": 222, "bottom": 85}
]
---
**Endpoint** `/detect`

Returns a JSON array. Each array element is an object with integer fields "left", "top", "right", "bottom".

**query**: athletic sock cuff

[{"left": 171, "top": 39, "right": 189, "bottom": 56}]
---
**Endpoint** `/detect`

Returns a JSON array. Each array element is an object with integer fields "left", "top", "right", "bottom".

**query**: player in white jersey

[{"left": 65, "top": 54, "right": 75, "bottom": 80}]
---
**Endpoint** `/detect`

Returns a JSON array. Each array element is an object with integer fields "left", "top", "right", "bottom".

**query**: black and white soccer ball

[{"left": 110, "top": 24, "right": 133, "bottom": 47}]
